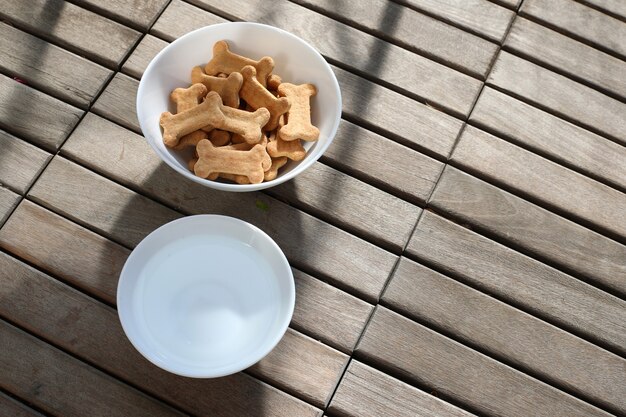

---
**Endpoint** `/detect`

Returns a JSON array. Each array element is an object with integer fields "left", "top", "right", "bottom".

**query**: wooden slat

[
  {"left": 451, "top": 125, "right": 626, "bottom": 242},
  {"left": 290, "top": 0, "right": 498, "bottom": 78},
  {"left": 122, "top": 34, "right": 168, "bottom": 79},
  {"left": 0, "top": 321, "right": 184, "bottom": 417},
  {"left": 490, "top": 0, "right": 521, "bottom": 10},
  {"left": 578, "top": 0, "right": 626, "bottom": 19},
  {"left": 0, "top": 253, "right": 319, "bottom": 417},
  {"left": 151, "top": 0, "right": 227, "bottom": 41},
  {"left": 29, "top": 156, "right": 181, "bottom": 248},
  {"left": 329, "top": 360, "right": 474, "bottom": 417},
  {"left": 184, "top": 0, "right": 483, "bottom": 117},
  {"left": 291, "top": 269, "right": 372, "bottom": 353},
  {"left": 357, "top": 307, "right": 610, "bottom": 417},
  {"left": 250, "top": 329, "right": 347, "bottom": 407},
  {"left": 0, "top": 392, "right": 44, "bottom": 417},
  {"left": 487, "top": 52, "right": 626, "bottom": 145},
  {"left": 92, "top": 73, "right": 140, "bottom": 133},
  {"left": 0, "top": 23, "right": 111, "bottom": 108},
  {"left": 383, "top": 257, "right": 626, "bottom": 413},
  {"left": 521, "top": 0, "right": 626, "bottom": 59},
  {"left": 0, "top": 0, "right": 140, "bottom": 69},
  {"left": 71, "top": 0, "right": 168, "bottom": 30},
  {"left": 0, "top": 130, "right": 51, "bottom": 195},
  {"left": 270, "top": 163, "right": 420, "bottom": 252},
  {"left": 0, "top": 187, "right": 20, "bottom": 228},
  {"left": 406, "top": 211, "right": 626, "bottom": 356},
  {"left": 504, "top": 18, "right": 626, "bottom": 100},
  {"left": 392, "top": 0, "right": 514, "bottom": 43},
  {"left": 0, "top": 74, "right": 83, "bottom": 151},
  {"left": 470, "top": 87, "right": 626, "bottom": 192}
]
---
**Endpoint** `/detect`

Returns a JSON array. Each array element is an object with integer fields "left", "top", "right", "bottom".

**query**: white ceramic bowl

[
  {"left": 137, "top": 22, "right": 342, "bottom": 192},
  {"left": 117, "top": 215, "right": 295, "bottom": 378}
]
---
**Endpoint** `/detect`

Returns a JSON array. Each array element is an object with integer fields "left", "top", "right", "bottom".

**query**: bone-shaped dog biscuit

[
  {"left": 173, "top": 130, "right": 208, "bottom": 150},
  {"left": 160, "top": 92, "right": 224, "bottom": 147},
  {"left": 267, "top": 74, "right": 282, "bottom": 91},
  {"left": 214, "top": 93, "right": 270, "bottom": 144},
  {"left": 191, "top": 66, "right": 243, "bottom": 108},
  {"left": 267, "top": 128, "right": 306, "bottom": 161},
  {"left": 205, "top": 40, "right": 274, "bottom": 87},
  {"left": 171, "top": 83, "right": 207, "bottom": 113},
  {"left": 278, "top": 83, "right": 319, "bottom": 142},
  {"left": 240, "top": 65, "right": 290, "bottom": 131},
  {"left": 264, "top": 157, "right": 288, "bottom": 181},
  {"left": 194, "top": 139, "right": 268, "bottom": 184}
]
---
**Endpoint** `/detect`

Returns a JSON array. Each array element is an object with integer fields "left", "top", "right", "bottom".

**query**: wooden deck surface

[{"left": 0, "top": 0, "right": 625, "bottom": 416}]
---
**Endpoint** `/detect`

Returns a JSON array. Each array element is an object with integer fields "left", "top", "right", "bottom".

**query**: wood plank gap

[
  {"left": 0, "top": 387, "right": 52, "bottom": 417},
  {"left": 573, "top": 0, "right": 626, "bottom": 22},
  {"left": 62, "top": 0, "right": 169, "bottom": 31}
]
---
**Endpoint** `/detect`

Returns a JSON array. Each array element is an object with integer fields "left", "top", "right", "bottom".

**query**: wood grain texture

[
  {"left": 505, "top": 18, "right": 626, "bottom": 100},
  {"left": 0, "top": 392, "right": 44, "bottom": 417},
  {"left": 292, "top": 269, "right": 372, "bottom": 353},
  {"left": 521, "top": 0, "right": 626, "bottom": 59},
  {"left": 330, "top": 360, "right": 474, "bottom": 417},
  {"left": 489, "top": 0, "right": 521, "bottom": 9},
  {"left": 0, "top": 23, "right": 111, "bottom": 108},
  {"left": 383, "top": 257, "right": 626, "bottom": 414},
  {"left": 487, "top": 52, "right": 626, "bottom": 145},
  {"left": 151, "top": 0, "right": 227, "bottom": 41},
  {"left": 452, "top": 125, "right": 626, "bottom": 241},
  {"left": 250, "top": 329, "right": 348, "bottom": 408},
  {"left": 0, "top": 254, "right": 319, "bottom": 417},
  {"left": 92, "top": 73, "right": 140, "bottom": 132},
  {"left": 0, "top": 187, "right": 20, "bottom": 228},
  {"left": 0, "top": 74, "right": 83, "bottom": 151},
  {"left": 392, "top": 0, "right": 514, "bottom": 43},
  {"left": 71, "top": 0, "right": 168, "bottom": 30},
  {"left": 0, "top": 0, "right": 140, "bottom": 68},
  {"left": 406, "top": 211, "right": 626, "bottom": 356},
  {"left": 0, "top": 200, "right": 127, "bottom": 304},
  {"left": 0, "top": 130, "right": 51, "bottom": 194},
  {"left": 357, "top": 307, "right": 610, "bottom": 417},
  {"left": 578, "top": 0, "right": 626, "bottom": 19},
  {"left": 63, "top": 113, "right": 397, "bottom": 302},
  {"left": 122, "top": 34, "right": 168, "bottom": 79},
  {"left": 270, "top": 162, "right": 420, "bottom": 252},
  {"left": 470, "top": 87, "right": 626, "bottom": 191},
  {"left": 0, "top": 321, "right": 184, "bottom": 417},
  {"left": 290, "top": 0, "right": 497, "bottom": 78},
  {"left": 28, "top": 156, "right": 182, "bottom": 247},
  {"left": 185, "top": 0, "right": 482, "bottom": 117}
]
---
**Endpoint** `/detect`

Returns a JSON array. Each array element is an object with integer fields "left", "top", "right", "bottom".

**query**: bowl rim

[
  {"left": 116, "top": 214, "right": 296, "bottom": 378},
  {"left": 137, "top": 21, "right": 342, "bottom": 192}
]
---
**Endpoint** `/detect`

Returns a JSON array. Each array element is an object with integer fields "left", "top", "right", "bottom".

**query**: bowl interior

[
  {"left": 137, "top": 22, "right": 342, "bottom": 191},
  {"left": 117, "top": 215, "right": 295, "bottom": 378}
]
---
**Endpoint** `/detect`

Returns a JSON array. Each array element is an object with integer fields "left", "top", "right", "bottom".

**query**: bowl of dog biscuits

[{"left": 137, "top": 22, "right": 342, "bottom": 191}]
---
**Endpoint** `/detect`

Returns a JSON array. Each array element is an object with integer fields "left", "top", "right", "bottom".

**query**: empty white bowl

[
  {"left": 117, "top": 215, "right": 295, "bottom": 378},
  {"left": 137, "top": 22, "right": 342, "bottom": 192}
]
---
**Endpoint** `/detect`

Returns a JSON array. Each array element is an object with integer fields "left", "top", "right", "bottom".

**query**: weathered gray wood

[
  {"left": 92, "top": 73, "right": 140, "bottom": 133},
  {"left": 330, "top": 360, "right": 474, "bottom": 417},
  {"left": 0, "top": 74, "right": 83, "bottom": 151},
  {"left": 406, "top": 211, "right": 626, "bottom": 356},
  {"left": 521, "top": 0, "right": 626, "bottom": 59},
  {"left": 270, "top": 163, "right": 420, "bottom": 252},
  {"left": 489, "top": 0, "right": 521, "bottom": 9},
  {"left": 0, "top": 23, "right": 111, "bottom": 108},
  {"left": 452, "top": 125, "right": 626, "bottom": 242},
  {"left": 122, "top": 35, "right": 168, "bottom": 79},
  {"left": 392, "top": 0, "right": 514, "bottom": 43},
  {"left": 357, "top": 307, "right": 610, "bottom": 417},
  {"left": 63, "top": 113, "right": 397, "bottom": 301},
  {"left": 505, "top": 18, "right": 626, "bottom": 100},
  {"left": 0, "top": 187, "right": 20, "bottom": 228},
  {"left": 290, "top": 0, "right": 498, "bottom": 78},
  {"left": 0, "top": 131, "right": 51, "bottom": 194},
  {"left": 71, "top": 0, "right": 168, "bottom": 30},
  {"left": 151, "top": 0, "right": 227, "bottom": 41},
  {"left": 28, "top": 156, "right": 181, "bottom": 248},
  {"left": 0, "top": 253, "right": 319, "bottom": 417},
  {"left": 0, "top": 0, "right": 141, "bottom": 69},
  {"left": 292, "top": 269, "right": 372, "bottom": 353},
  {"left": 383, "top": 257, "right": 626, "bottom": 413},
  {"left": 0, "top": 392, "right": 44, "bottom": 417},
  {"left": 250, "top": 329, "right": 347, "bottom": 407},
  {"left": 0, "top": 320, "right": 185, "bottom": 417},
  {"left": 184, "top": 0, "right": 483, "bottom": 117},
  {"left": 487, "top": 52, "right": 626, "bottom": 145},
  {"left": 470, "top": 87, "right": 626, "bottom": 192},
  {"left": 578, "top": 0, "right": 626, "bottom": 19}
]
